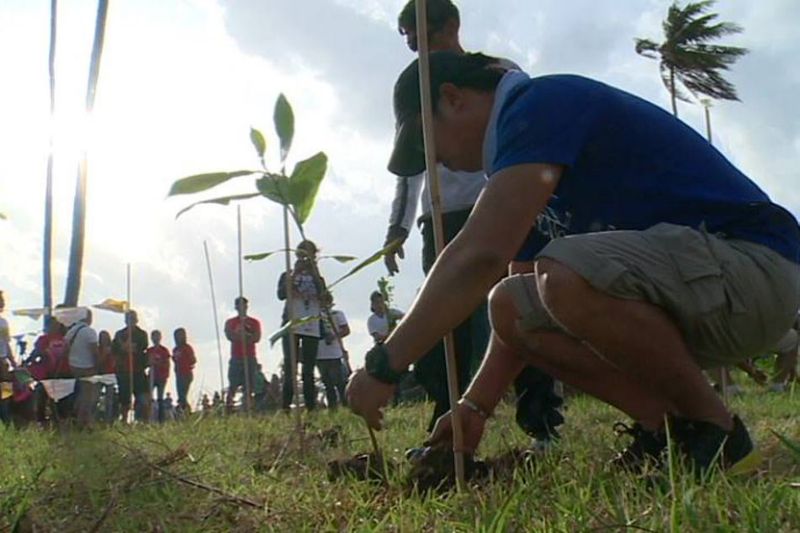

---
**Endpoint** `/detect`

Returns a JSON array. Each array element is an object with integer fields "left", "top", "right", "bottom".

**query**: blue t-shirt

[{"left": 488, "top": 74, "right": 800, "bottom": 263}]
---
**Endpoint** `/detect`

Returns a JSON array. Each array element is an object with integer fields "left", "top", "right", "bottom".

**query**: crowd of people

[
  {"left": 0, "top": 254, "right": 390, "bottom": 428},
  {"left": 0, "top": 291, "right": 200, "bottom": 428}
]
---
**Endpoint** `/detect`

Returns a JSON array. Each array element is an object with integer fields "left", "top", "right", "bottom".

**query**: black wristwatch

[{"left": 365, "top": 343, "right": 407, "bottom": 385}]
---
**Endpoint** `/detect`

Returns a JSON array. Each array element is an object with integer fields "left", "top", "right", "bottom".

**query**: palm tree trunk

[
  {"left": 64, "top": 0, "right": 109, "bottom": 306},
  {"left": 704, "top": 104, "right": 713, "bottom": 145},
  {"left": 44, "top": 0, "right": 57, "bottom": 318},
  {"left": 669, "top": 65, "right": 678, "bottom": 117}
]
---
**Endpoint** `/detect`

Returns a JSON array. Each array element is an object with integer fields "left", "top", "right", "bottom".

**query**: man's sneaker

[
  {"left": 672, "top": 414, "right": 761, "bottom": 477},
  {"left": 610, "top": 422, "right": 667, "bottom": 473}
]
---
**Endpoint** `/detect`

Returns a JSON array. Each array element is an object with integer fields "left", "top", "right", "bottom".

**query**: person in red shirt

[
  {"left": 172, "top": 327, "right": 196, "bottom": 413},
  {"left": 146, "top": 330, "right": 171, "bottom": 423},
  {"left": 224, "top": 297, "right": 261, "bottom": 408}
]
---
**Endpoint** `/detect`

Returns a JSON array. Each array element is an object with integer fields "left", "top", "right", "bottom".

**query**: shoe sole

[{"left": 727, "top": 448, "right": 762, "bottom": 476}]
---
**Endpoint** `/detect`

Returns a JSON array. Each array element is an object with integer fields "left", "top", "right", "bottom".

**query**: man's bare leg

[
  {"left": 492, "top": 258, "right": 733, "bottom": 431},
  {"left": 488, "top": 285, "right": 673, "bottom": 430}
]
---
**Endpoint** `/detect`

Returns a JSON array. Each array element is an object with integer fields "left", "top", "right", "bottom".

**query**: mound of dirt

[
  {"left": 327, "top": 452, "right": 395, "bottom": 483},
  {"left": 404, "top": 446, "right": 536, "bottom": 493}
]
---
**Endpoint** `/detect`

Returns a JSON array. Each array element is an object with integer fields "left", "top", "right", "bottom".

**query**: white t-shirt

[
  {"left": 66, "top": 322, "right": 98, "bottom": 369},
  {"left": 367, "top": 309, "right": 404, "bottom": 342},
  {"left": 0, "top": 316, "right": 9, "bottom": 359},
  {"left": 317, "top": 310, "right": 348, "bottom": 360},
  {"left": 286, "top": 271, "right": 321, "bottom": 338}
]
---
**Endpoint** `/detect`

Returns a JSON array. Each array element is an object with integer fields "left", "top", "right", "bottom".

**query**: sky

[{"left": 1, "top": 0, "right": 798, "bottom": 404}]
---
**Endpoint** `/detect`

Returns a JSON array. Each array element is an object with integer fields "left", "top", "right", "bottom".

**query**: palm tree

[
  {"left": 635, "top": 0, "right": 748, "bottom": 117},
  {"left": 44, "top": 0, "right": 57, "bottom": 319},
  {"left": 63, "top": 0, "right": 109, "bottom": 306}
]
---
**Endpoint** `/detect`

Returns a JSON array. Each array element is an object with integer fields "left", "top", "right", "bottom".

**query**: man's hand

[
  {"left": 425, "top": 401, "right": 488, "bottom": 454},
  {"left": 383, "top": 225, "right": 409, "bottom": 276},
  {"left": 346, "top": 368, "right": 396, "bottom": 430}
]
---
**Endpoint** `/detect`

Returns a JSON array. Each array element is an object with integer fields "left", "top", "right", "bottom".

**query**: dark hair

[
  {"left": 398, "top": 0, "right": 459, "bottom": 34},
  {"left": 370, "top": 291, "right": 383, "bottom": 302},
  {"left": 389, "top": 52, "right": 506, "bottom": 177},
  {"left": 234, "top": 296, "right": 249, "bottom": 306}
]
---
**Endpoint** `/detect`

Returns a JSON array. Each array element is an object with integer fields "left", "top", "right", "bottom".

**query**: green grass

[{"left": 2, "top": 385, "right": 800, "bottom": 532}]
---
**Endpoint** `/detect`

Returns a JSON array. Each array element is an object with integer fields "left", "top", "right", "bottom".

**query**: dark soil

[
  {"left": 327, "top": 452, "right": 395, "bottom": 483},
  {"left": 404, "top": 446, "right": 536, "bottom": 493}
]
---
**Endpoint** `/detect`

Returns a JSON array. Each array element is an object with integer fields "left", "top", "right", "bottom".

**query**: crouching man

[{"left": 347, "top": 52, "right": 800, "bottom": 475}]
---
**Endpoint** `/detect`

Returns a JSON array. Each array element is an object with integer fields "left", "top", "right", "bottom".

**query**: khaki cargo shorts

[{"left": 504, "top": 223, "right": 800, "bottom": 368}]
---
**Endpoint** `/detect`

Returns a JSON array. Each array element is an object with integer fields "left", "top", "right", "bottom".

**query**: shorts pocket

[{"left": 668, "top": 230, "right": 727, "bottom": 317}]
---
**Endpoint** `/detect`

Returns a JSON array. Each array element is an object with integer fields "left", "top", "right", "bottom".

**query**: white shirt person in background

[
  {"left": 65, "top": 308, "right": 100, "bottom": 429},
  {"left": 367, "top": 291, "right": 404, "bottom": 344},
  {"left": 316, "top": 306, "right": 351, "bottom": 409}
]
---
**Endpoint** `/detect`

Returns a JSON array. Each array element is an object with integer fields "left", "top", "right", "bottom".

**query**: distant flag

[
  {"left": 93, "top": 299, "right": 129, "bottom": 313},
  {"left": 12, "top": 308, "right": 48, "bottom": 320}
]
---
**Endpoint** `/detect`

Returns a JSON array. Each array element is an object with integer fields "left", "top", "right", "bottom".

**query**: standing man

[
  {"left": 65, "top": 308, "right": 99, "bottom": 429},
  {"left": 348, "top": 52, "right": 800, "bottom": 475},
  {"left": 224, "top": 296, "right": 261, "bottom": 408},
  {"left": 0, "top": 291, "right": 10, "bottom": 364},
  {"left": 317, "top": 301, "right": 351, "bottom": 409},
  {"left": 277, "top": 241, "right": 324, "bottom": 411},
  {"left": 367, "top": 291, "right": 404, "bottom": 344},
  {"left": 146, "top": 330, "right": 171, "bottom": 422},
  {"left": 383, "top": 0, "right": 563, "bottom": 443},
  {"left": 112, "top": 310, "right": 149, "bottom": 422},
  {"left": 0, "top": 291, "right": 12, "bottom": 424},
  {"left": 172, "top": 327, "right": 196, "bottom": 413}
]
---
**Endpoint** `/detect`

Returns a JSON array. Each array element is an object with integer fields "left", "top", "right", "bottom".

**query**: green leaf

[
  {"left": 244, "top": 249, "right": 289, "bottom": 262},
  {"left": 256, "top": 174, "right": 290, "bottom": 205},
  {"left": 289, "top": 152, "right": 328, "bottom": 224},
  {"left": 274, "top": 94, "right": 295, "bottom": 163},
  {"left": 168, "top": 171, "right": 257, "bottom": 197},
  {"left": 250, "top": 127, "right": 267, "bottom": 162},
  {"left": 268, "top": 316, "right": 316, "bottom": 346},
  {"left": 772, "top": 430, "right": 800, "bottom": 462},
  {"left": 329, "top": 240, "right": 402, "bottom": 289},
  {"left": 175, "top": 193, "right": 261, "bottom": 220},
  {"left": 321, "top": 255, "right": 357, "bottom": 264},
  {"left": 245, "top": 251, "right": 355, "bottom": 263}
]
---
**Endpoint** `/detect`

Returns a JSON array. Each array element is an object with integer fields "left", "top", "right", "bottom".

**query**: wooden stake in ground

[
  {"left": 126, "top": 263, "right": 134, "bottom": 423},
  {"left": 415, "top": 0, "right": 467, "bottom": 492},
  {"left": 281, "top": 206, "right": 304, "bottom": 454},
  {"left": 203, "top": 240, "right": 226, "bottom": 405},
  {"left": 236, "top": 206, "right": 253, "bottom": 412}
]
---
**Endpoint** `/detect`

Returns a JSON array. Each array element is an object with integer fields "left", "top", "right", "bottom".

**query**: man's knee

[{"left": 490, "top": 259, "right": 590, "bottom": 341}]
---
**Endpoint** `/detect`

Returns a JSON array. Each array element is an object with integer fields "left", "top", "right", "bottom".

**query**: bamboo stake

[
  {"left": 237, "top": 206, "right": 252, "bottom": 412},
  {"left": 126, "top": 263, "right": 134, "bottom": 423},
  {"left": 282, "top": 205, "right": 304, "bottom": 454},
  {"left": 415, "top": 0, "right": 466, "bottom": 492},
  {"left": 203, "top": 241, "right": 226, "bottom": 405}
]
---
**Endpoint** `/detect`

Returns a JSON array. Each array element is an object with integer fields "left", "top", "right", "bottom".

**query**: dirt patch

[
  {"left": 327, "top": 452, "right": 396, "bottom": 483},
  {"left": 404, "top": 446, "right": 536, "bottom": 493}
]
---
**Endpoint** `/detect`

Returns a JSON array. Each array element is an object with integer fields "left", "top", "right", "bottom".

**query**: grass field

[{"left": 2, "top": 383, "right": 799, "bottom": 532}]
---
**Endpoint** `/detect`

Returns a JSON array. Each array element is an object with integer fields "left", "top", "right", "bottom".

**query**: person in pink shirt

[
  {"left": 172, "top": 328, "right": 196, "bottom": 413},
  {"left": 146, "top": 330, "right": 171, "bottom": 422}
]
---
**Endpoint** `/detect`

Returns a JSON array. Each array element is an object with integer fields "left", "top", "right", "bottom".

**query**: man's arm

[
  {"left": 384, "top": 164, "right": 561, "bottom": 371},
  {"left": 250, "top": 320, "right": 262, "bottom": 344},
  {"left": 384, "top": 174, "right": 424, "bottom": 274},
  {"left": 224, "top": 319, "right": 235, "bottom": 342}
]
